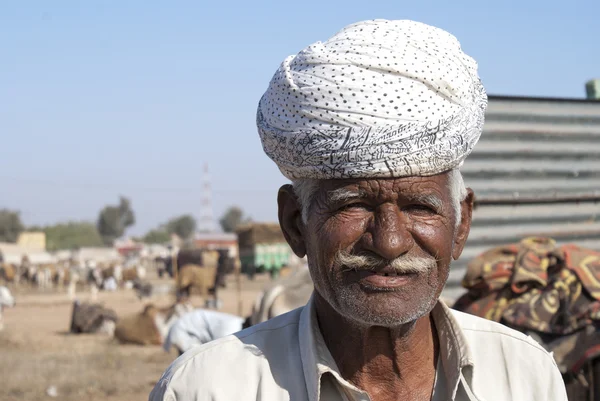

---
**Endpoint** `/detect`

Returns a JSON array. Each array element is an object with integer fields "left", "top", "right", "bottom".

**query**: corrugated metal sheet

[{"left": 443, "top": 96, "right": 600, "bottom": 302}]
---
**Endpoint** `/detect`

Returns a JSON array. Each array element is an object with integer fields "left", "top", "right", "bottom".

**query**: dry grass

[
  {"left": 0, "top": 274, "right": 269, "bottom": 401},
  {"left": 0, "top": 336, "right": 173, "bottom": 401}
]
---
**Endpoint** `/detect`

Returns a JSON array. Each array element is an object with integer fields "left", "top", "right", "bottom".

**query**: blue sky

[{"left": 1, "top": 0, "right": 598, "bottom": 235}]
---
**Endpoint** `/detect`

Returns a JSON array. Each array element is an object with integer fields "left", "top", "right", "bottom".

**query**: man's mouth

[
  {"left": 373, "top": 271, "right": 404, "bottom": 277},
  {"left": 349, "top": 267, "right": 418, "bottom": 290}
]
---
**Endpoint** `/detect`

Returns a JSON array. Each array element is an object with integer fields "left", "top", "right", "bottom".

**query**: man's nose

[{"left": 363, "top": 204, "right": 413, "bottom": 261}]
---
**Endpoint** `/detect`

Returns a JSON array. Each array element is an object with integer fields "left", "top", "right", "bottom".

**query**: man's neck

[{"left": 314, "top": 293, "right": 439, "bottom": 401}]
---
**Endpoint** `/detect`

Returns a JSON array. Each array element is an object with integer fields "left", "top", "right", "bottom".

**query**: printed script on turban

[{"left": 256, "top": 19, "right": 488, "bottom": 180}]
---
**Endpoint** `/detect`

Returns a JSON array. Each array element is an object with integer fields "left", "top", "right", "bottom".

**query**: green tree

[
  {"left": 143, "top": 229, "right": 171, "bottom": 244},
  {"left": 0, "top": 209, "right": 25, "bottom": 242},
  {"left": 219, "top": 206, "right": 250, "bottom": 233},
  {"left": 165, "top": 215, "right": 196, "bottom": 240},
  {"left": 97, "top": 196, "right": 135, "bottom": 245},
  {"left": 41, "top": 221, "right": 104, "bottom": 251}
]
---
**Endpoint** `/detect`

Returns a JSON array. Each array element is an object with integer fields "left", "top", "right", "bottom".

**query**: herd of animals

[
  {"left": 0, "top": 247, "right": 235, "bottom": 303},
  {"left": 0, "top": 255, "right": 150, "bottom": 300},
  {"left": 0, "top": 248, "right": 305, "bottom": 358}
]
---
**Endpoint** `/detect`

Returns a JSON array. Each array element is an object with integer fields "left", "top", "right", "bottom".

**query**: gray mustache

[{"left": 336, "top": 250, "right": 437, "bottom": 274}]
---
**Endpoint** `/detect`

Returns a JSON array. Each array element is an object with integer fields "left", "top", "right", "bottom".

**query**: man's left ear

[{"left": 452, "top": 188, "right": 474, "bottom": 260}]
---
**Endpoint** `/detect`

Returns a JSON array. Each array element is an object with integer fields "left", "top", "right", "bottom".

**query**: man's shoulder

[
  {"left": 450, "top": 309, "right": 566, "bottom": 399},
  {"left": 450, "top": 308, "right": 551, "bottom": 357},
  {"left": 150, "top": 307, "right": 305, "bottom": 401}
]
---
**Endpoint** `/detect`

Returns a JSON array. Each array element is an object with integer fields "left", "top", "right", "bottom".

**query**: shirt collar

[
  {"left": 431, "top": 299, "right": 476, "bottom": 399},
  {"left": 298, "top": 294, "right": 477, "bottom": 401}
]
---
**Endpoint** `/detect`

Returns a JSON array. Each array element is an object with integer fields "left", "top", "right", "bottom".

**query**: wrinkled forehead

[{"left": 317, "top": 174, "right": 452, "bottom": 202}]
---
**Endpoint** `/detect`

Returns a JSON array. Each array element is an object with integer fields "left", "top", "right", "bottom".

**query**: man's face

[{"left": 281, "top": 173, "right": 472, "bottom": 327}]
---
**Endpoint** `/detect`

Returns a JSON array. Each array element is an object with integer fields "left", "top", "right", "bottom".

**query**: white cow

[{"left": 0, "top": 286, "right": 16, "bottom": 331}]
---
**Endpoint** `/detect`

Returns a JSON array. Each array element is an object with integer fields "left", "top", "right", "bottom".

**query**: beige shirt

[{"left": 149, "top": 297, "right": 567, "bottom": 401}]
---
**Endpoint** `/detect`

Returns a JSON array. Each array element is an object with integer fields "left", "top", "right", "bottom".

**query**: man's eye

[
  {"left": 338, "top": 203, "right": 372, "bottom": 212},
  {"left": 404, "top": 204, "right": 436, "bottom": 214}
]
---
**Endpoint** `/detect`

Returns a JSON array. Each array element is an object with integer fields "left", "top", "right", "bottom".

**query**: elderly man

[{"left": 150, "top": 20, "right": 566, "bottom": 401}]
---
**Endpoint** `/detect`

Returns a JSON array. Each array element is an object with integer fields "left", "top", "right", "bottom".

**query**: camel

[
  {"left": 175, "top": 264, "right": 218, "bottom": 302},
  {"left": 0, "top": 264, "right": 18, "bottom": 284},
  {"left": 114, "top": 302, "right": 193, "bottom": 346},
  {"left": 248, "top": 266, "right": 313, "bottom": 326}
]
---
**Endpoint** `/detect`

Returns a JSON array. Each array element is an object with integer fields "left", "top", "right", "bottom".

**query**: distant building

[
  {"left": 194, "top": 232, "right": 239, "bottom": 258},
  {"left": 17, "top": 232, "right": 46, "bottom": 251},
  {"left": 0, "top": 242, "right": 53, "bottom": 265},
  {"left": 72, "top": 247, "right": 121, "bottom": 265},
  {"left": 114, "top": 237, "right": 144, "bottom": 257}
]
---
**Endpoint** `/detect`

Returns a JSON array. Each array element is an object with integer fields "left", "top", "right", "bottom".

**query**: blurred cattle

[
  {"left": 114, "top": 302, "right": 193, "bottom": 346},
  {"left": 0, "top": 264, "right": 17, "bottom": 284},
  {"left": 166, "top": 249, "right": 221, "bottom": 306},
  {"left": 165, "top": 249, "right": 204, "bottom": 277},
  {"left": 86, "top": 263, "right": 147, "bottom": 291},
  {"left": 122, "top": 265, "right": 146, "bottom": 283},
  {"left": 213, "top": 249, "right": 235, "bottom": 290},
  {"left": 69, "top": 300, "right": 118, "bottom": 336},
  {"left": 131, "top": 279, "right": 153, "bottom": 300},
  {"left": 176, "top": 264, "right": 217, "bottom": 301}
]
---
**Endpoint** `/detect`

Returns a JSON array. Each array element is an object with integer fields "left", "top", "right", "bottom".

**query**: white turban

[{"left": 257, "top": 19, "right": 487, "bottom": 180}]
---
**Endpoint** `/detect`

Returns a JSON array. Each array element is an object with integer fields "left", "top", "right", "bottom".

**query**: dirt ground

[{"left": 0, "top": 273, "right": 273, "bottom": 401}]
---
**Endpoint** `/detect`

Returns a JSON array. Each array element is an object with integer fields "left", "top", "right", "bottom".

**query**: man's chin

[{"left": 334, "top": 291, "right": 438, "bottom": 327}]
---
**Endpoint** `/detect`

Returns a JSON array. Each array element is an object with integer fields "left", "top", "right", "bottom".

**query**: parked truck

[{"left": 236, "top": 223, "right": 300, "bottom": 279}]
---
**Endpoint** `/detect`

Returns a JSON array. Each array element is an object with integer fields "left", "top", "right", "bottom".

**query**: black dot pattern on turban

[{"left": 257, "top": 19, "right": 488, "bottom": 180}]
